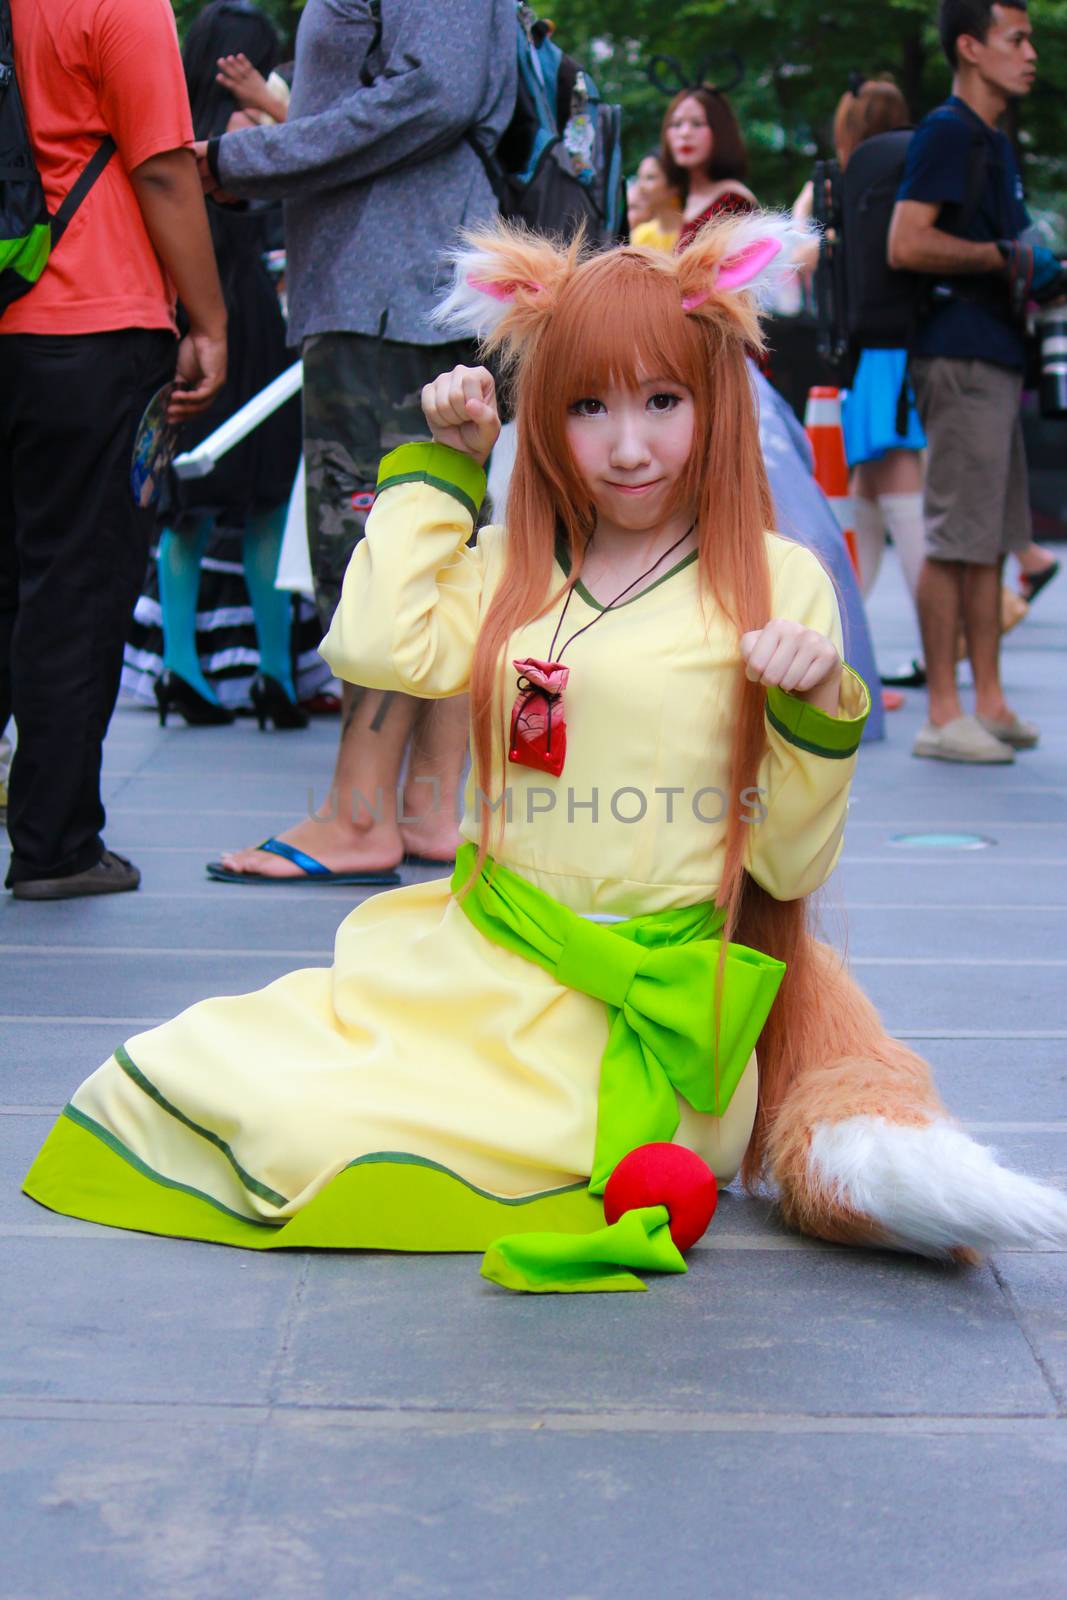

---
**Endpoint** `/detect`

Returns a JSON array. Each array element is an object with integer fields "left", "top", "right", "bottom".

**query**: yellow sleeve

[
  {"left": 319, "top": 441, "right": 498, "bottom": 698},
  {"left": 746, "top": 539, "right": 870, "bottom": 901}
]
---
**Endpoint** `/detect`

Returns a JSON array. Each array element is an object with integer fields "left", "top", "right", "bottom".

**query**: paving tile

[
  {"left": 0, "top": 1023, "right": 129, "bottom": 1108},
  {"left": 8, "top": 1416, "right": 1063, "bottom": 1600},
  {"left": 854, "top": 960, "right": 1067, "bottom": 1035},
  {"left": 1, "top": 952, "right": 328, "bottom": 1018},
  {"left": 3, "top": 1416, "right": 258, "bottom": 1600},
  {"left": 275, "top": 1246, "right": 1054, "bottom": 1417},
  {"left": 0, "top": 1236, "right": 300, "bottom": 1404},
  {"left": 217, "top": 1421, "right": 1067, "bottom": 1600},
  {"left": 994, "top": 1253, "right": 1067, "bottom": 1403},
  {"left": 831, "top": 855, "right": 1067, "bottom": 908},
  {"left": 846, "top": 778, "right": 1067, "bottom": 824},
  {"left": 828, "top": 905, "right": 1067, "bottom": 962},
  {"left": 0, "top": 891, "right": 346, "bottom": 954},
  {"left": 918, "top": 1036, "right": 1067, "bottom": 1122}
]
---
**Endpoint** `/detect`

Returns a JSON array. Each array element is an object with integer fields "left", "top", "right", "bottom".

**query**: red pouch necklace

[{"left": 507, "top": 523, "right": 695, "bottom": 779}]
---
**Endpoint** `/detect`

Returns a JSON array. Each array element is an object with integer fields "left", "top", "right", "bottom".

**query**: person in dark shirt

[{"left": 889, "top": 0, "right": 1065, "bottom": 764}]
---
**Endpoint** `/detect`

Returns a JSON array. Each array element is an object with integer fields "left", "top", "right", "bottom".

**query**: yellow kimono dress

[{"left": 23, "top": 442, "right": 869, "bottom": 1251}]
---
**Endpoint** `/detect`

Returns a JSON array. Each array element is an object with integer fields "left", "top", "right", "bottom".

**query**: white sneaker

[{"left": 913, "top": 715, "right": 1015, "bottom": 764}]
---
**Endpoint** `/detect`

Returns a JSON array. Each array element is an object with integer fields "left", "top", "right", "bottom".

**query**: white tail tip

[{"left": 809, "top": 1116, "right": 1067, "bottom": 1257}]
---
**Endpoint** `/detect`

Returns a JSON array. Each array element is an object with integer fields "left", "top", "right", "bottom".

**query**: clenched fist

[
  {"left": 421, "top": 365, "right": 500, "bottom": 466},
  {"left": 739, "top": 618, "right": 843, "bottom": 714}
]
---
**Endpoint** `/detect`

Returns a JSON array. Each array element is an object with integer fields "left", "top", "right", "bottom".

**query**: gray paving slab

[
  {"left": 920, "top": 1036, "right": 1067, "bottom": 1121},
  {"left": 829, "top": 854, "right": 1067, "bottom": 908},
  {"left": 0, "top": 1235, "right": 299, "bottom": 1404},
  {"left": 824, "top": 904, "right": 1067, "bottom": 961},
  {"left": 3, "top": 1416, "right": 259, "bottom": 1600},
  {"left": 275, "top": 1248, "right": 1054, "bottom": 1417},
  {"left": 2, "top": 1415, "right": 1063, "bottom": 1600},
  {"left": 1, "top": 1023, "right": 123, "bottom": 1106},
  {"left": 994, "top": 1252, "right": 1067, "bottom": 1405},
  {"left": 1, "top": 952, "right": 329, "bottom": 1018},
  {"left": 852, "top": 959, "right": 1067, "bottom": 1035},
  {"left": 0, "top": 891, "right": 351, "bottom": 952}
]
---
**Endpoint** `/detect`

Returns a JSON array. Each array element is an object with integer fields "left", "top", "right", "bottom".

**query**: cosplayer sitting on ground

[{"left": 23, "top": 213, "right": 1067, "bottom": 1285}]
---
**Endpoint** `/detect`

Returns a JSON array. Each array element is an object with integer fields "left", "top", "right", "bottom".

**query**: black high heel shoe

[
  {"left": 249, "top": 674, "right": 309, "bottom": 731},
  {"left": 154, "top": 671, "right": 235, "bottom": 727}
]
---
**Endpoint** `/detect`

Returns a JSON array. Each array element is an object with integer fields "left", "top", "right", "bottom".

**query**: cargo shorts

[
  {"left": 910, "top": 356, "right": 1031, "bottom": 566},
  {"left": 302, "top": 331, "right": 477, "bottom": 630}
]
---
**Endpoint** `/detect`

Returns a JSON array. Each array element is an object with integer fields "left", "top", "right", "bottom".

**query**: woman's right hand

[{"left": 421, "top": 365, "right": 500, "bottom": 466}]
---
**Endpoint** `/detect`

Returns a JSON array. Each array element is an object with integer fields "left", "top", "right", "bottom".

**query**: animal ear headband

[
  {"left": 647, "top": 50, "right": 745, "bottom": 98},
  {"left": 432, "top": 211, "right": 817, "bottom": 358}
]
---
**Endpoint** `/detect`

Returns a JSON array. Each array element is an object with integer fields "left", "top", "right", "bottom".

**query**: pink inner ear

[
  {"left": 467, "top": 275, "right": 544, "bottom": 303},
  {"left": 716, "top": 236, "right": 783, "bottom": 291}
]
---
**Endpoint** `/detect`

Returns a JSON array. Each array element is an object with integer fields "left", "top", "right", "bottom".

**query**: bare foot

[{"left": 218, "top": 813, "right": 404, "bottom": 879}]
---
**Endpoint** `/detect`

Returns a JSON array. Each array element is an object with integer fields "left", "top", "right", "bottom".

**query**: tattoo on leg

[
  {"left": 341, "top": 686, "right": 367, "bottom": 736},
  {"left": 369, "top": 691, "right": 395, "bottom": 733}
]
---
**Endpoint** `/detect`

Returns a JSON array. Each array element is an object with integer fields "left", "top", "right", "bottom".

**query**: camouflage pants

[{"left": 302, "top": 332, "right": 476, "bottom": 630}]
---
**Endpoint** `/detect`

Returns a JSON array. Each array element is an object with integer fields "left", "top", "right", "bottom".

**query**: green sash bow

[{"left": 452, "top": 845, "right": 786, "bottom": 1292}]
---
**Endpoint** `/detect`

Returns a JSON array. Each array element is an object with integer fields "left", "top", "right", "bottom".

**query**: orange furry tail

[{"left": 742, "top": 938, "right": 1067, "bottom": 1260}]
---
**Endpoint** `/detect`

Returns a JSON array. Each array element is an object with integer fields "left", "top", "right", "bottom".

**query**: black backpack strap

[
  {"left": 50, "top": 135, "right": 116, "bottom": 248},
  {"left": 465, "top": 129, "right": 509, "bottom": 210}
]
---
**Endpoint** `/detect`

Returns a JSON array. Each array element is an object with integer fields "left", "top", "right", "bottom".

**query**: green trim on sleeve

[
  {"left": 765, "top": 665, "right": 870, "bottom": 760},
  {"left": 376, "top": 441, "right": 487, "bottom": 521}
]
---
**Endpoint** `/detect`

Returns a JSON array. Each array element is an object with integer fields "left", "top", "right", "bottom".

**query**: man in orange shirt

[{"left": 0, "top": 0, "right": 227, "bottom": 899}]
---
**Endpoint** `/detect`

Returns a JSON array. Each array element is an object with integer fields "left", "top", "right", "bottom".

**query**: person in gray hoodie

[{"left": 196, "top": 0, "right": 516, "bottom": 884}]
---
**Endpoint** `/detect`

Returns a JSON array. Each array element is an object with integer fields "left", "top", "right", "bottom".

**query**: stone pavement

[{"left": 2, "top": 553, "right": 1066, "bottom": 1600}]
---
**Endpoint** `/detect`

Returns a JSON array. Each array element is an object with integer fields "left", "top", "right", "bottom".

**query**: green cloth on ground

[{"left": 481, "top": 1205, "right": 686, "bottom": 1293}]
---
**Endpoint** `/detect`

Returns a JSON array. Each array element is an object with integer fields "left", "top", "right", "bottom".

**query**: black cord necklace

[
  {"left": 546, "top": 521, "right": 697, "bottom": 664},
  {"left": 508, "top": 521, "right": 697, "bottom": 779}
]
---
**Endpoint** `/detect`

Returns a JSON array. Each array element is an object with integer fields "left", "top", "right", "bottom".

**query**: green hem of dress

[{"left": 22, "top": 1108, "right": 604, "bottom": 1253}]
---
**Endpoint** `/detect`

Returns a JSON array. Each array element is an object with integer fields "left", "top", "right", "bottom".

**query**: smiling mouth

[{"left": 608, "top": 480, "right": 661, "bottom": 495}]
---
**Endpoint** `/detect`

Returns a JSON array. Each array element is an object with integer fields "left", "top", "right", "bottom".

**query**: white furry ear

[
  {"left": 678, "top": 211, "right": 820, "bottom": 313},
  {"left": 431, "top": 224, "right": 577, "bottom": 345},
  {"left": 433, "top": 248, "right": 548, "bottom": 339}
]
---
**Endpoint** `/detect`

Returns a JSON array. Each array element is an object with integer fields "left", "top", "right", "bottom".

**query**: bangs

[{"left": 537, "top": 249, "right": 708, "bottom": 403}]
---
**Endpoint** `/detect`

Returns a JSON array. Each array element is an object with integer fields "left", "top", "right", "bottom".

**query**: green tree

[{"left": 550, "top": 0, "right": 1067, "bottom": 207}]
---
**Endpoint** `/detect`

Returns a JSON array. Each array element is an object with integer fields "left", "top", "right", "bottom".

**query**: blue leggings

[{"left": 157, "top": 504, "right": 295, "bottom": 706}]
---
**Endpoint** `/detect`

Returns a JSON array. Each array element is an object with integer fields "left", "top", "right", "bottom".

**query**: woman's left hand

[{"left": 740, "top": 618, "right": 843, "bottom": 711}]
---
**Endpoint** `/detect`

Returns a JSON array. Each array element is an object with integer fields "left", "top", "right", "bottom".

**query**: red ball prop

[{"left": 603, "top": 1143, "right": 718, "bottom": 1254}]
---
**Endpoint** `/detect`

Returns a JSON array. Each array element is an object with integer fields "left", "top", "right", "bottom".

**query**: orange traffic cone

[{"left": 804, "top": 386, "right": 859, "bottom": 578}]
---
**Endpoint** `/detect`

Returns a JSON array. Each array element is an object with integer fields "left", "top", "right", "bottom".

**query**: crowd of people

[{"left": 2, "top": 0, "right": 1062, "bottom": 898}]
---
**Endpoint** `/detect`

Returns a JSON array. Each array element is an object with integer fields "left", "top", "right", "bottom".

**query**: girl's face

[
  {"left": 665, "top": 97, "right": 713, "bottom": 174},
  {"left": 563, "top": 375, "right": 696, "bottom": 533},
  {"left": 634, "top": 155, "right": 673, "bottom": 210}
]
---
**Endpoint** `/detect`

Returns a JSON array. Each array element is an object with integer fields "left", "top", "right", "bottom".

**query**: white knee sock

[
  {"left": 850, "top": 495, "right": 886, "bottom": 597},
  {"left": 878, "top": 492, "right": 926, "bottom": 602}
]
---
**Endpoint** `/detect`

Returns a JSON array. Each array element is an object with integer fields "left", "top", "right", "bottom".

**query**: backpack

[
  {"left": 467, "top": 3, "right": 626, "bottom": 245},
  {"left": 813, "top": 107, "right": 989, "bottom": 380},
  {"left": 0, "top": 0, "right": 114, "bottom": 316}
]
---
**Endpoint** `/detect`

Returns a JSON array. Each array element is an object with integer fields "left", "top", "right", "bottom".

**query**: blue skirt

[{"left": 842, "top": 349, "right": 926, "bottom": 467}]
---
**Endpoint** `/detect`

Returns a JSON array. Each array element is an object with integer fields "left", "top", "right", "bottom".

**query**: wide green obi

[{"left": 452, "top": 843, "right": 786, "bottom": 1196}]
